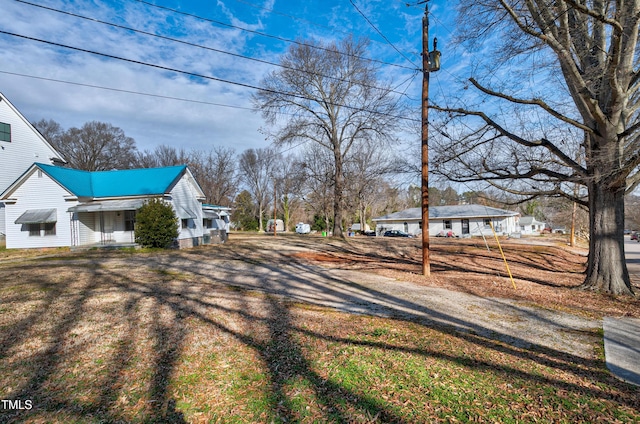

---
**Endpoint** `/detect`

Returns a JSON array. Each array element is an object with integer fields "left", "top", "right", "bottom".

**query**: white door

[{"left": 101, "top": 212, "right": 115, "bottom": 243}]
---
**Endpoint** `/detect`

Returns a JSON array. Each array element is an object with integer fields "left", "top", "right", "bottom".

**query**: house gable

[
  {"left": 0, "top": 93, "right": 65, "bottom": 195},
  {"left": 3, "top": 166, "right": 76, "bottom": 249}
]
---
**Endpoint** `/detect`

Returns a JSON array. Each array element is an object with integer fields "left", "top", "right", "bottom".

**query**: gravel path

[{"left": 127, "top": 254, "right": 601, "bottom": 359}]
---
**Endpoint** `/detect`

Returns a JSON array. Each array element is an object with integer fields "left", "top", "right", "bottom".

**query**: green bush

[{"left": 134, "top": 198, "right": 179, "bottom": 248}]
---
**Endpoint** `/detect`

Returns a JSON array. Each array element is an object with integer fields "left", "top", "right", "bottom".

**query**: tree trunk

[
  {"left": 283, "top": 195, "right": 290, "bottom": 233},
  {"left": 580, "top": 182, "right": 634, "bottom": 295},
  {"left": 258, "top": 205, "right": 264, "bottom": 233},
  {"left": 359, "top": 197, "right": 366, "bottom": 235},
  {"left": 332, "top": 149, "right": 344, "bottom": 238}
]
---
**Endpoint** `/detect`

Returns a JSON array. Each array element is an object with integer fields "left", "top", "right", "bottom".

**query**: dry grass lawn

[{"left": 0, "top": 233, "right": 639, "bottom": 423}]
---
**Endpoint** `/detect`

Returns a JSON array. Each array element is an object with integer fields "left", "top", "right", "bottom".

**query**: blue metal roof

[{"left": 37, "top": 163, "right": 187, "bottom": 198}]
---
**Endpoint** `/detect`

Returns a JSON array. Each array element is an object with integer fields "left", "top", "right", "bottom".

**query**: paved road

[
  {"left": 625, "top": 235, "right": 640, "bottom": 282},
  {"left": 604, "top": 236, "right": 640, "bottom": 386}
]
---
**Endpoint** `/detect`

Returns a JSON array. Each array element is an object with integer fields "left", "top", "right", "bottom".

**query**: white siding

[
  {"left": 0, "top": 97, "right": 62, "bottom": 195},
  {"left": 4, "top": 170, "right": 77, "bottom": 248},
  {"left": 0, "top": 203, "right": 5, "bottom": 236},
  {"left": 72, "top": 211, "right": 135, "bottom": 246},
  {"left": 429, "top": 217, "right": 516, "bottom": 236},
  {"left": 76, "top": 212, "right": 95, "bottom": 246},
  {"left": 0, "top": 95, "right": 63, "bottom": 236},
  {"left": 97, "top": 211, "right": 135, "bottom": 244},
  {"left": 376, "top": 216, "right": 519, "bottom": 237},
  {"left": 170, "top": 176, "right": 203, "bottom": 241}
]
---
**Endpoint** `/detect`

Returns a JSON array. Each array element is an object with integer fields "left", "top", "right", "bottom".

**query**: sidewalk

[{"left": 603, "top": 317, "right": 640, "bottom": 386}]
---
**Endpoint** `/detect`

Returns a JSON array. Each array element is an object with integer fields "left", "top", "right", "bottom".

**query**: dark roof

[
  {"left": 518, "top": 216, "right": 545, "bottom": 226},
  {"left": 373, "top": 205, "right": 519, "bottom": 221}
]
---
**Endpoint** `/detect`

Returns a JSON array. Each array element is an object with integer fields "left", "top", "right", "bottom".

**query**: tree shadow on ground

[
  {"left": 0, "top": 243, "right": 638, "bottom": 422},
  {"left": 0, "top": 261, "right": 187, "bottom": 423}
]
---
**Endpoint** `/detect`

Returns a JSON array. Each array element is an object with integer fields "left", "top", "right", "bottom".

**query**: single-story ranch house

[
  {"left": 1, "top": 162, "right": 207, "bottom": 249},
  {"left": 372, "top": 204, "right": 520, "bottom": 236},
  {"left": 518, "top": 216, "right": 547, "bottom": 235}
]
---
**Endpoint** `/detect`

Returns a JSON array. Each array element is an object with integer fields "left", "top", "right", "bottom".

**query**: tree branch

[
  {"left": 468, "top": 77, "right": 591, "bottom": 133},
  {"left": 431, "top": 103, "right": 587, "bottom": 176}
]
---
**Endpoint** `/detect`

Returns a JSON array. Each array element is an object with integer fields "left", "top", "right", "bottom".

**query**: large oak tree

[{"left": 431, "top": 0, "right": 640, "bottom": 295}]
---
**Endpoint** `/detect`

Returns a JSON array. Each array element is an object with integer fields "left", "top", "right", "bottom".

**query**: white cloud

[{"left": 0, "top": 0, "right": 434, "bottom": 155}]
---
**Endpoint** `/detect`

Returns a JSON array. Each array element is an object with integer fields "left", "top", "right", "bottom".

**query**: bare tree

[
  {"left": 273, "top": 158, "right": 306, "bottom": 231},
  {"left": 33, "top": 119, "right": 137, "bottom": 170},
  {"left": 136, "top": 145, "right": 190, "bottom": 168},
  {"left": 188, "top": 147, "right": 238, "bottom": 206},
  {"left": 32, "top": 119, "right": 63, "bottom": 148},
  {"left": 431, "top": 0, "right": 640, "bottom": 295},
  {"left": 344, "top": 141, "right": 395, "bottom": 231},
  {"left": 299, "top": 144, "right": 335, "bottom": 233},
  {"left": 239, "top": 147, "right": 280, "bottom": 232},
  {"left": 49, "top": 121, "right": 138, "bottom": 171},
  {"left": 254, "top": 36, "right": 403, "bottom": 238}
]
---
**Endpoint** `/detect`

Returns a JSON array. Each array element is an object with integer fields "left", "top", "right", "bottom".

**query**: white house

[
  {"left": 1, "top": 163, "right": 207, "bottom": 249},
  {"left": 0, "top": 93, "right": 65, "bottom": 235},
  {"left": 202, "top": 204, "right": 231, "bottom": 232},
  {"left": 372, "top": 204, "right": 520, "bottom": 237},
  {"left": 518, "top": 216, "right": 547, "bottom": 235}
]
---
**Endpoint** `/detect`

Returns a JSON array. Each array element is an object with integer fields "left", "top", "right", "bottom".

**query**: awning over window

[
  {"left": 67, "top": 199, "right": 146, "bottom": 213},
  {"left": 15, "top": 208, "right": 57, "bottom": 224},
  {"left": 203, "top": 210, "right": 220, "bottom": 219},
  {"left": 175, "top": 204, "right": 198, "bottom": 219},
  {"left": 202, "top": 207, "right": 229, "bottom": 217},
  {"left": 212, "top": 219, "right": 226, "bottom": 229}
]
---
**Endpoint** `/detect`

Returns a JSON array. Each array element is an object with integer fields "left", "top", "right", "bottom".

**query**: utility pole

[{"left": 420, "top": 0, "right": 440, "bottom": 276}]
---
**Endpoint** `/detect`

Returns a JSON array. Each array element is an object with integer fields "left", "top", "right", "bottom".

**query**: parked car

[
  {"left": 435, "top": 230, "right": 457, "bottom": 238},
  {"left": 631, "top": 231, "right": 639, "bottom": 241},
  {"left": 383, "top": 230, "right": 413, "bottom": 238},
  {"left": 363, "top": 230, "right": 377, "bottom": 236}
]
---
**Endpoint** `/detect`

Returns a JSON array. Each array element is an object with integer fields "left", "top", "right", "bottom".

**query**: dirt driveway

[
  {"left": 61, "top": 232, "right": 640, "bottom": 360},
  {"left": 3, "top": 233, "right": 638, "bottom": 361}
]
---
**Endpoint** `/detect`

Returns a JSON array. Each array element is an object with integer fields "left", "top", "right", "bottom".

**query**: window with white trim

[
  {"left": 0, "top": 122, "right": 10, "bottom": 142},
  {"left": 27, "top": 223, "right": 56, "bottom": 236}
]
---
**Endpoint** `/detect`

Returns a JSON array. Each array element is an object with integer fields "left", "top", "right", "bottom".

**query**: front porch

[{"left": 68, "top": 199, "right": 142, "bottom": 247}]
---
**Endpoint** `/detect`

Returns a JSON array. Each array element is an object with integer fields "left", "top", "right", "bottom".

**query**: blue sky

[{"left": 0, "top": 0, "right": 454, "bottom": 154}]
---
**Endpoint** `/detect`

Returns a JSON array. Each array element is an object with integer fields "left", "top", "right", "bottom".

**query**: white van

[
  {"left": 295, "top": 222, "right": 311, "bottom": 234},
  {"left": 266, "top": 219, "right": 285, "bottom": 233}
]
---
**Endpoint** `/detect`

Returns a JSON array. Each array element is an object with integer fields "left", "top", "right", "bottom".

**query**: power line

[
  {"left": 15, "top": 0, "right": 411, "bottom": 97},
  {"left": 134, "top": 0, "right": 420, "bottom": 72},
  {"left": 233, "top": 0, "right": 353, "bottom": 37},
  {"left": 349, "top": 0, "right": 420, "bottom": 69},
  {"left": 0, "top": 70, "right": 255, "bottom": 111},
  {"left": 0, "top": 30, "right": 421, "bottom": 124},
  {"left": 234, "top": 0, "right": 419, "bottom": 54}
]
